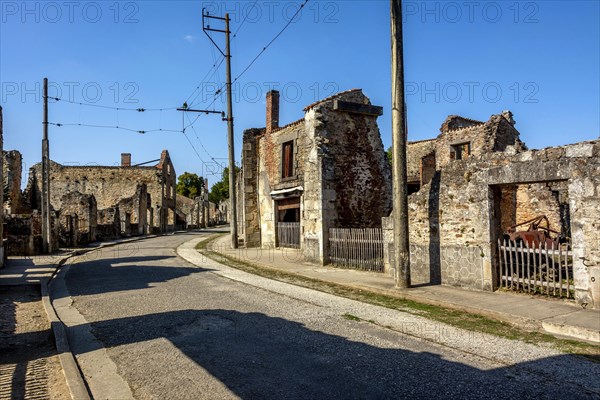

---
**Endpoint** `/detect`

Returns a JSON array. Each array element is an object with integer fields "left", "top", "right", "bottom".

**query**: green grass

[
  {"left": 342, "top": 313, "right": 361, "bottom": 321},
  {"left": 196, "top": 234, "right": 599, "bottom": 360}
]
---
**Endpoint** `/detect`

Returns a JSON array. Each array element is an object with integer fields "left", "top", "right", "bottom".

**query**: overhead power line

[
  {"left": 184, "top": 112, "right": 220, "bottom": 163},
  {"left": 47, "top": 122, "right": 182, "bottom": 134},
  {"left": 183, "top": 0, "right": 258, "bottom": 106},
  {"left": 45, "top": 96, "right": 178, "bottom": 112},
  {"left": 232, "top": 0, "right": 258, "bottom": 39},
  {"left": 191, "top": 0, "right": 309, "bottom": 109}
]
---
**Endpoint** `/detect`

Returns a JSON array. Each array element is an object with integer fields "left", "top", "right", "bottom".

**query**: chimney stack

[
  {"left": 266, "top": 90, "right": 280, "bottom": 133},
  {"left": 121, "top": 153, "right": 131, "bottom": 167}
]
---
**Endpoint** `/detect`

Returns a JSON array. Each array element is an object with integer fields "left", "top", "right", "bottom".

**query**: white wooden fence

[
  {"left": 498, "top": 238, "right": 573, "bottom": 299},
  {"left": 277, "top": 222, "right": 300, "bottom": 248},
  {"left": 329, "top": 228, "right": 384, "bottom": 272}
]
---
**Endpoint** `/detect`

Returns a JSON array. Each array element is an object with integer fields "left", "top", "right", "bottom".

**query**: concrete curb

[
  {"left": 542, "top": 321, "right": 600, "bottom": 344},
  {"left": 41, "top": 278, "right": 92, "bottom": 400},
  {"left": 201, "top": 235, "right": 600, "bottom": 345}
]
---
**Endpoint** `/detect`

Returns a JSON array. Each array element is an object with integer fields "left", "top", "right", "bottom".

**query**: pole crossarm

[
  {"left": 177, "top": 108, "right": 225, "bottom": 116},
  {"left": 202, "top": 8, "right": 228, "bottom": 57}
]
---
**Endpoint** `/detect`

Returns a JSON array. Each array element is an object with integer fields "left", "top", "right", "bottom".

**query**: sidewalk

[
  {"left": 0, "top": 234, "right": 168, "bottom": 400},
  {"left": 0, "top": 235, "right": 158, "bottom": 286},
  {"left": 210, "top": 234, "right": 600, "bottom": 344}
]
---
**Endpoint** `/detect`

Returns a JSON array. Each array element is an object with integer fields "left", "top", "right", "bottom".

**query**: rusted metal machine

[{"left": 504, "top": 215, "right": 564, "bottom": 249}]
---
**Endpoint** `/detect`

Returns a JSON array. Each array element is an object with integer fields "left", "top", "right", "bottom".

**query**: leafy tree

[
  {"left": 208, "top": 166, "right": 240, "bottom": 203},
  {"left": 176, "top": 172, "right": 204, "bottom": 199},
  {"left": 386, "top": 146, "right": 393, "bottom": 166}
]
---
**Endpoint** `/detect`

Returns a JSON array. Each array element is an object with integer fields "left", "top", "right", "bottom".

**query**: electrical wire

[
  {"left": 45, "top": 96, "right": 178, "bottom": 112},
  {"left": 47, "top": 122, "right": 182, "bottom": 135},
  {"left": 183, "top": 0, "right": 258, "bottom": 106},
  {"left": 191, "top": 0, "right": 309, "bottom": 109},
  {"left": 184, "top": 112, "right": 221, "bottom": 163}
]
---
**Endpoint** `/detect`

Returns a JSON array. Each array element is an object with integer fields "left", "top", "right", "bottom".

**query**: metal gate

[{"left": 498, "top": 238, "right": 573, "bottom": 299}]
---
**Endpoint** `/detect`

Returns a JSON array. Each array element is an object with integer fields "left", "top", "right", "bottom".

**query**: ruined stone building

[
  {"left": 3, "top": 150, "right": 24, "bottom": 214},
  {"left": 406, "top": 112, "right": 526, "bottom": 193},
  {"left": 239, "top": 89, "right": 392, "bottom": 264},
  {"left": 27, "top": 150, "right": 177, "bottom": 238},
  {"left": 177, "top": 195, "right": 209, "bottom": 229},
  {"left": 384, "top": 112, "right": 600, "bottom": 309},
  {"left": 3, "top": 149, "right": 59, "bottom": 255}
]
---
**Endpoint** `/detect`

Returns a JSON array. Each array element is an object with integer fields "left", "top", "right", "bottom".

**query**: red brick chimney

[
  {"left": 121, "top": 153, "right": 131, "bottom": 167},
  {"left": 266, "top": 90, "right": 279, "bottom": 133}
]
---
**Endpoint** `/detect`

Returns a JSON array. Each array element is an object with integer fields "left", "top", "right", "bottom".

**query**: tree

[
  {"left": 386, "top": 146, "right": 393, "bottom": 166},
  {"left": 176, "top": 172, "right": 204, "bottom": 199},
  {"left": 208, "top": 166, "right": 240, "bottom": 203}
]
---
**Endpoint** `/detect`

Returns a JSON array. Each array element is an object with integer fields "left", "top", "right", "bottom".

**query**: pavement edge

[
  {"left": 40, "top": 234, "right": 160, "bottom": 400},
  {"left": 190, "top": 234, "right": 600, "bottom": 346},
  {"left": 41, "top": 276, "right": 92, "bottom": 400}
]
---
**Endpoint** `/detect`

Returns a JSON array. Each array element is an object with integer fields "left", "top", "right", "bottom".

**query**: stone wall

[
  {"left": 312, "top": 92, "right": 392, "bottom": 229},
  {"left": 3, "top": 150, "right": 23, "bottom": 213},
  {"left": 244, "top": 89, "right": 391, "bottom": 264},
  {"left": 58, "top": 191, "right": 97, "bottom": 246},
  {"left": 407, "top": 139, "right": 436, "bottom": 184},
  {"left": 97, "top": 207, "right": 120, "bottom": 239},
  {"left": 240, "top": 128, "right": 263, "bottom": 246},
  {"left": 385, "top": 139, "right": 600, "bottom": 308},
  {"left": 499, "top": 183, "right": 566, "bottom": 234},
  {"left": 4, "top": 211, "right": 59, "bottom": 256},
  {"left": 26, "top": 150, "right": 176, "bottom": 233},
  {"left": 117, "top": 184, "right": 148, "bottom": 236},
  {"left": 420, "top": 151, "right": 436, "bottom": 187},
  {"left": 434, "top": 114, "right": 526, "bottom": 169}
]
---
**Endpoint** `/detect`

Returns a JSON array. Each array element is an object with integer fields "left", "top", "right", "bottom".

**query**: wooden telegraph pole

[
  {"left": 42, "top": 78, "right": 52, "bottom": 254},
  {"left": 391, "top": 0, "right": 411, "bottom": 288},
  {"left": 202, "top": 10, "right": 238, "bottom": 248}
]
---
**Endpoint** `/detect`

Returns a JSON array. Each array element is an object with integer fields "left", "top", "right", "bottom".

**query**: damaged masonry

[{"left": 237, "top": 90, "right": 600, "bottom": 309}]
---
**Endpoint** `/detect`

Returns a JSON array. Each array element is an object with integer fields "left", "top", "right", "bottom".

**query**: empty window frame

[
  {"left": 450, "top": 142, "right": 471, "bottom": 160},
  {"left": 282, "top": 140, "right": 294, "bottom": 178}
]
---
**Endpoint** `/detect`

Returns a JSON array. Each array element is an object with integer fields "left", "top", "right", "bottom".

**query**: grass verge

[{"left": 196, "top": 234, "right": 599, "bottom": 360}]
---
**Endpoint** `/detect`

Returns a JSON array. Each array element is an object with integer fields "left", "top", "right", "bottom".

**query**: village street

[{"left": 50, "top": 231, "right": 599, "bottom": 399}]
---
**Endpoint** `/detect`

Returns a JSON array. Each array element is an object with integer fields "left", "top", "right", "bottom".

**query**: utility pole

[
  {"left": 202, "top": 10, "right": 238, "bottom": 248},
  {"left": 41, "top": 78, "right": 52, "bottom": 254},
  {"left": 391, "top": 0, "right": 411, "bottom": 288},
  {"left": 0, "top": 106, "right": 4, "bottom": 265}
]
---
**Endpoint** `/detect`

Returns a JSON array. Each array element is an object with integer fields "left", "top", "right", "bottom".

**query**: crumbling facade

[
  {"left": 384, "top": 112, "right": 600, "bottom": 308},
  {"left": 240, "top": 89, "right": 392, "bottom": 264},
  {"left": 2, "top": 149, "right": 59, "bottom": 255},
  {"left": 58, "top": 191, "right": 97, "bottom": 247},
  {"left": 3, "top": 150, "right": 24, "bottom": 214},
  {"left": 407, "top": 111, "right": 526, "bottom": 192},
  {"left": 27, "top": 150, "right": 176, "bottom": 235}
]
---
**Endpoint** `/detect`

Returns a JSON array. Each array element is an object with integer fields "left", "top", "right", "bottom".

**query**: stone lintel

[{"left": 333, "top": 100, "right": 383, "bottom": 117}]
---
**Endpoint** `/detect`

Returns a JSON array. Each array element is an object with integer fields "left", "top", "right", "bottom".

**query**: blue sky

[{"left": 1, "top": 1, "right": 599, "bottom": 188}]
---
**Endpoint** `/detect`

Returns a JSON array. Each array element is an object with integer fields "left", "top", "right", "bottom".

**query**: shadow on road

[
  {"left": 59, "top": 254, "right": 214, "bottom": 299},
  {"left": 69, "top": 309, "right": 600, "bottom": 399},
  {"left": 0, "top": 286, "right": 57, "bottom": 399}
]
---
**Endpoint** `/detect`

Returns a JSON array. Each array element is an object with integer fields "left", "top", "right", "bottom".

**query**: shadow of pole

[{"left": 68, "top": 309, "right": 600, "bottom": 399}]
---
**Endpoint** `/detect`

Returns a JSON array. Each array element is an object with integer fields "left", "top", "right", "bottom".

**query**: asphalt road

[{"left": 56, "top": 232, "right": 600, "bottom": 400}]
